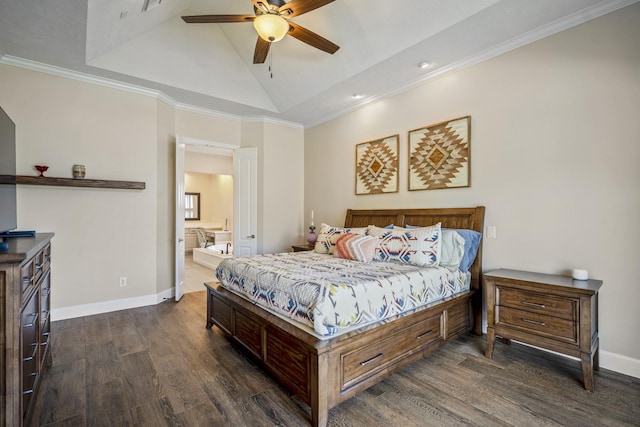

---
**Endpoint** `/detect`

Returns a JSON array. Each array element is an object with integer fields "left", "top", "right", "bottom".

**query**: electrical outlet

[
  {"left": 119, "top": 277, "right": 127, "bottom": 287},
  {"left": 486, "top": 226, "right": 497, "bottom": 239}
]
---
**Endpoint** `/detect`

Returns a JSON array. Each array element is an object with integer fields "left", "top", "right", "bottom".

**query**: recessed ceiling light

[
  {"left": 418, "top": 61, "right": 432, "bottom": 69},
  {"left": 352, "top": 94, "right": 365, "bottom": 100}
]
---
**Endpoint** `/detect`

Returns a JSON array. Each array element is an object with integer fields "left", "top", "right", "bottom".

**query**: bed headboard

[{"left": 344, "top": 206, "right": 485, "bottom": 329}]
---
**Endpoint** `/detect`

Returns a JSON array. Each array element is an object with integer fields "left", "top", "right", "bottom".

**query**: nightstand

[
  {"left": 484, "top": 269, "right": 603, "bottom": 391},
  {"left": 292, "top": 244, "right": 314, "bottom": 252}
]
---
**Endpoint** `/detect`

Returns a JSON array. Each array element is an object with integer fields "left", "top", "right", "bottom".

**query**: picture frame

[
  {"left": 355, "top": 134, "right": 399, "bottom": 195},
  {"left": 408, "top": 116, "right": 471, "bottom": 191}
]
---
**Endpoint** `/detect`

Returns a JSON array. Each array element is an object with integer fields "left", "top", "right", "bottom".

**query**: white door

[
  {"left": 234, "top": 147, "right": 258, "bottom": 256},
  {"left": 175, "top": 138, "right": 186, "bottom": 301}
]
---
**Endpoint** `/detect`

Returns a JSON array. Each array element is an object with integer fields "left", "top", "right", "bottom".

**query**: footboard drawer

[
  {"left": 235, "top": 310, "right": 262, "bottom": 358},
  {"left": 265, "top": 326, "right": 312, "bottom": 401},
  {"left": 210, "top": 293, "right": 233, "bottom": 335},
  {"left": 341, "top": 312, "right": 442, "bottom": 391}
]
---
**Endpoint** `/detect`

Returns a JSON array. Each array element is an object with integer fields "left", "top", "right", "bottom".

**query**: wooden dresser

[
  {"left": 1, "top": 233, "right": 54, "bottom": 426},
  {"left": 484, "top": 268, "right": 603, "bottom": 391}
]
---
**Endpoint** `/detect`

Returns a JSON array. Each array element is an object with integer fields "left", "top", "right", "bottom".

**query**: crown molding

[
  {"left": 0, "top": 55, "right": 305, "bottom": 129},
  {"left": 242, "top": 115, "right": 304, "bottom": 130}
]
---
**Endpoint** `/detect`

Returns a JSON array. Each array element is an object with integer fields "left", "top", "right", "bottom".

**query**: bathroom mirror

[{"left": 185, "top": 192, "right": 200, "bottom": 221}]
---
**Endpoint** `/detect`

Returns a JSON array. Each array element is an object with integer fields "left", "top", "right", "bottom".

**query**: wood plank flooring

[{"left": 29, "top": 291, "right": 640, "bottom": 426}]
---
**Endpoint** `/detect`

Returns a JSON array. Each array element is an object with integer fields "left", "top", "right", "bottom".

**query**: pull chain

[{"left": 268, "top": 46, "right": 274, "bottom": 79}]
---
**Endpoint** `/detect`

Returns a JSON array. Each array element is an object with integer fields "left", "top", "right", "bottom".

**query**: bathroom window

[{"left": 185, "top": 192, "right": 200, "bottom": 221}]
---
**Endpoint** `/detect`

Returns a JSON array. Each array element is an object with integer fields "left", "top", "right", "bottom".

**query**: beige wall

[
  {"left": 240, "top": 120, "right": 305, "bottom": 254},
  {"left": 0, "top": 66, "right": 159, "bottom": 309},
  {"left": 184, "top": 172, "right": 233, "bottom": 230},
  {"left": 305, "top": 5, "right": 640, "bottom": 371},
  {"left": 0, "top": 62, "right": 304, "bottom": 316}
]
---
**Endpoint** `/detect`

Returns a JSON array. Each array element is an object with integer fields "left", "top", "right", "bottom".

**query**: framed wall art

[
  {"left": 355, "top": 134, "right": 399, "bottom": 195},
  {"left": 408, "top": 116, "right": 470, "bottom": 191}
]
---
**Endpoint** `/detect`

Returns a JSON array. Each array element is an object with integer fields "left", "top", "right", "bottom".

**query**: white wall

[{"left": 305, "top": 4, "right": 640, "bottom": 377}]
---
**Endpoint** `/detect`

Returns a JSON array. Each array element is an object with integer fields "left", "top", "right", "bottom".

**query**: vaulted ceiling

[{"left": 0, "top": 0, "right": 635, "bottom": 127}]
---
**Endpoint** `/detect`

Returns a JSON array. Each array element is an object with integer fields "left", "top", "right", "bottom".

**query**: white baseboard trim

[
  {"left": 51, "top": 288, "right": 176, "bottom": 321},
  {"left": 600, "top": 350, "right": 640, "bottom": 379}
]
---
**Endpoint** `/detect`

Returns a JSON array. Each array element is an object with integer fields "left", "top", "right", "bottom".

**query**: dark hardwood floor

[{"left": 29, "top": 291, "right": 640, "bottom": 426}]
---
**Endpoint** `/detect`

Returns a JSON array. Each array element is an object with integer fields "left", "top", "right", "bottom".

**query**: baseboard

[
  {"left": 51, "top": 288, "right": 175, "bottom": 321},
  {"left": 600, "top": 350, "right": 640, "bottom": 379},
  {"left": 51, "top": 293, "right": 640, "bottom": 379}
]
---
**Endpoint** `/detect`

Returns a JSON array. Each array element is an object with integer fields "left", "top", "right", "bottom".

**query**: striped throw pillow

[{"left": 333, "top": 233, "right": 378, "bottom": 262}]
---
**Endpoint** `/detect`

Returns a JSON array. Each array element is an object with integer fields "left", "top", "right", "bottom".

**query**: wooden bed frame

[{"left": 204, "top": 207, "right": 485, "bottom": 426}]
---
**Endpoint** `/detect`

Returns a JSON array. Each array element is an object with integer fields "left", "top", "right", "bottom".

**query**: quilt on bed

[{"left": 215, "top": 251, "right": 470, "bottom": 336}]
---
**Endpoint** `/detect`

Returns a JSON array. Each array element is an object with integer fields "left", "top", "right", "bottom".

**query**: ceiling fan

[{"left": 182, "top": 0, "right": 339, "bottom": 64}]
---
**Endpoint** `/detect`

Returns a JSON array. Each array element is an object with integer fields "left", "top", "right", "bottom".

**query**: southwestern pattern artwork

[
  {"left": 355, "top": 134, "right": 399, "bottom": 195},
  {"left": 409, "top": 116, "right": 470, "bottom": 191}
]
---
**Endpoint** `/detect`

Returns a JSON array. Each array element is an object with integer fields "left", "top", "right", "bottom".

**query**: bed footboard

[{"left": 205, "top": 282, "right": 473, "bottom": 427}]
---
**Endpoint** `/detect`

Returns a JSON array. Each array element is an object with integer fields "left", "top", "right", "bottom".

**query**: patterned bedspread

[{"left": 215, "top": 251, "right": 470, "bottom": 336}]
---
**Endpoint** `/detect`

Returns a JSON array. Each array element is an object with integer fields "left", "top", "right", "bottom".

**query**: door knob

[{"left": 246, "top": 234, "right": 255, "bottom": 239}]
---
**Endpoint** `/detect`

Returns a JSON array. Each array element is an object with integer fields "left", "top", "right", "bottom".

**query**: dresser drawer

[
  {"left": 341, "top": 313, "right": 442, "bottom": 390},
  {"left": 21, "top": 259, "right": 35, "bottom": 302},
  {"left": 497, "top": 306, "right": 577, "bottom": 343},
  {"left": 497, "top": 287, "right": 576, "bottom": 321},
  {"left": 21, "top": 292, "right": 39, "bottom": 357},
  {"left": 22, "top": 357, "right": 38, "bottom": 417}
]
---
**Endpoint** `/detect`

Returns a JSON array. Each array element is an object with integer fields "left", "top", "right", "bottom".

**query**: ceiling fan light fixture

[{"left": 253, "top": 14, "right": 289, "bottom": 42}]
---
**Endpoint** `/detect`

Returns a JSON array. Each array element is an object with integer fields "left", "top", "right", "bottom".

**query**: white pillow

[
  {"left": 368, "top": 223, "right": 441, "bottom": 267},
  {"left": 438, "top": 229, "right": 466, "bottom": 271}
]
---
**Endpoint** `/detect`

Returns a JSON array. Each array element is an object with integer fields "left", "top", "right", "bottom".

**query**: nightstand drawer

[
  {"left": 497, "top": 287, "right": 576, "bottom": 321},
  {"left": 497, "top": 306, "right": 577, "bottom": 343}
]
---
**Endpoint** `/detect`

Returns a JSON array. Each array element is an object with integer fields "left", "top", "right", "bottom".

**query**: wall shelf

[{"left": 16, "top": 175, "right": 145, "bottom": 190}]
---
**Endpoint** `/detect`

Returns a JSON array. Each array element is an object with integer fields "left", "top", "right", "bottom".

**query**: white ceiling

[{"left": 0, "top": 0, "right": 636, "bottom": 127}]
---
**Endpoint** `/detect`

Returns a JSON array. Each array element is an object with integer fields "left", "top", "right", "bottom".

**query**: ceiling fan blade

[
  {"left": 253, "top": 37, "right": 271, "bottom": 64},
  {"left": 287, "top": 22, "right": 339, "bottom": 55},
  {"left": 279, "top": 0, "right": 334, "bottom": 18},
  {"left": 182, "top": 15, "right": 255, "bottom": 24}
]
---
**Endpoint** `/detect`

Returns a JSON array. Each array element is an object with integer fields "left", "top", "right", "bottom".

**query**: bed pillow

[
  {"left": 333, "top": 233, "right": 378, "bottom": 263},
  {"left": 396, "top": 227, "right": 465, "bottom": 271},
  {"left": 314, "top": 223, "right": 368, "bottom": 254},
  {"left": 450, "top": 228, "right": 482, "bottom": 272},
  {"left": 367, "top": 223, "right": 441, "bottom": 267},
  {"left": 405, "top": 225, "right": 482, "bottom": 272}
]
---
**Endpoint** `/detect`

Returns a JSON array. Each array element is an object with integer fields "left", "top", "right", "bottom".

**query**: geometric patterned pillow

[
  {"left": 367, "top": 223, "right": 441, "bottom": 267},
  {"left": 314, "top": 223, "right": 368, "bottom": 254},
  {"left": 333, "top": 233, "right": 378, "bottom": 262}
]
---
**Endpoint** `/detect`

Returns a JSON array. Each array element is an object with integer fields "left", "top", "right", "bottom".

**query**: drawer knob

[
  {"left": 521, "top": 301, "right": 545, "bottom": 308},
  {"left": 522, "top": 318, "right": 546, "bottom": 327},
  {"left": 360, "top": 353, "right": 383, "bottom": 366}
]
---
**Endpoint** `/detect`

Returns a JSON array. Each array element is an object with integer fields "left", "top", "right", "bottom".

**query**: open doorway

[
  {"left": 183, "top": 144, "right": 234, "bottom": 294},
  {"left": 175, "top": 136, "right": 257, "bottom": 301}
]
